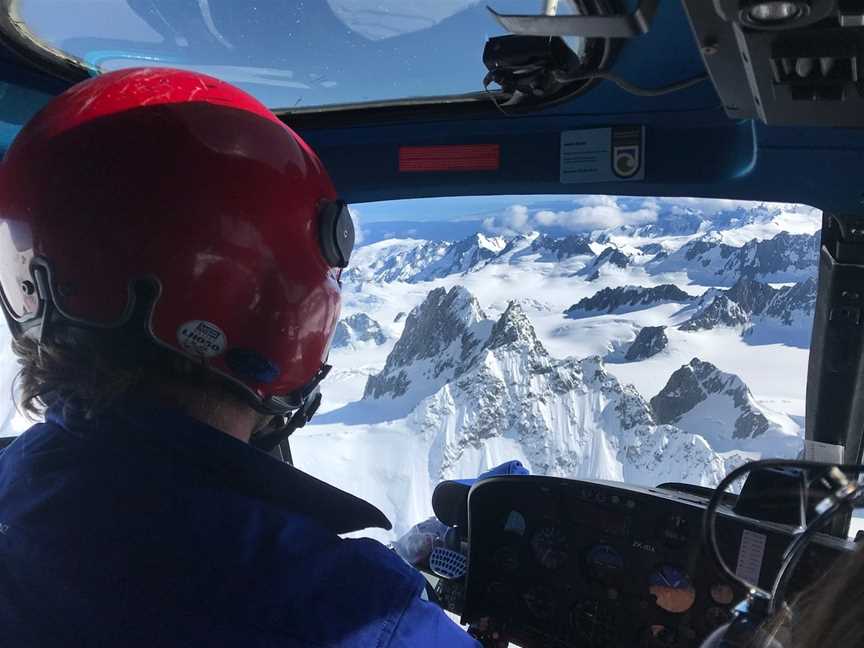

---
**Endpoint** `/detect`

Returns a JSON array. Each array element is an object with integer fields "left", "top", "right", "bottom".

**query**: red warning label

[{"left": 399, "top": 144, "right": 500, "bottom": 172}]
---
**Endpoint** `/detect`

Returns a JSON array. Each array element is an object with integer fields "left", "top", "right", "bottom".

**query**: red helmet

[{"left": 0, "top": 68, "right": 354, "bottom": 417}]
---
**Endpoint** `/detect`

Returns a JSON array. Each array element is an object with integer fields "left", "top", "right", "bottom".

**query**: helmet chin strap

[{"left": 249, "top": 386, "right": 323, "bottom": 453}]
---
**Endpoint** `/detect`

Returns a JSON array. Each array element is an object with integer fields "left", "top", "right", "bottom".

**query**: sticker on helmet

[{"left": 177, "top": 320, "right": 227, "bottom": 358}]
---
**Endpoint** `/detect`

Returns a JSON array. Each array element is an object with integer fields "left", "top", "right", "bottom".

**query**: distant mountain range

[
  {"left": 648, "top": 231, "right": 819, "bottom": 285},
  {"left": 359, "top": 286, "right": 801, "bottom": 485},
  {"left": 679, "top": 276, "right": 816, "bottom": 346},
  {"left": 347, "top": 228, "right": 819, "bottom": 288}
]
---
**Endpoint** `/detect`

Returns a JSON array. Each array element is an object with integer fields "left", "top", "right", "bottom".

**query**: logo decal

[
  {"left": 177, "top": 320, "right": 227, "bottom": 358},
  {"left": 611, "top": 126, "right": 644, "bottom": 179}
]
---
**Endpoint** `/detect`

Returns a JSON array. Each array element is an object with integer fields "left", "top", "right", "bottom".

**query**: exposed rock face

[
  {"left": 566, "top": 285, "right": 694, "bottom": 317},
  {"left": 725, "top": 276, "right": 777, "bottom": 315},
  {"left": 679, "top": 295, "right": 749, "bottom": 331},
  {"left": 344, "top": 233, "right": 507, "bottom": 284},
  {"left": 649, "top": 231, "right": 818, "bottom": 285},
  {"left": 649, "top": 358, "right": 793, "bottom": 449},
  {"left": 332, "top": 313, "right": 387, "bottom": 348},
  {"left": 678, "top": 276, "right": 816, "bottom": 336},
  {"left": 625, "top": 326, "right": 668, "bottom": 361},
  {"left": 578, "top": 246, "right": 631, "bottom": 281},
  {"left": 639, "top": 243, "right": 665, "bottom": 255},
  {"left": 363, "top": 286, "right": 490, "bottom": 400},
  {"left": 366, "top": 287, "right": 783, "bottom": 487},
  {"left": 762, "top": 277, "right": 817, "bottom": 325},
  {"left": 530, "top": 234, "right": 594, "bottom": 259},
  {"left": 596, "top": 247, "right": 631, "bottom": 268}
]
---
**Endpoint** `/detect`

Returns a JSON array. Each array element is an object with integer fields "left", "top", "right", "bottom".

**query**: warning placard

[
  {"left": 735, "top": 529, "right": 767, "bottom": 586},
  {"left": 560, "top": 126, "right": 645, "bottom": 183}
]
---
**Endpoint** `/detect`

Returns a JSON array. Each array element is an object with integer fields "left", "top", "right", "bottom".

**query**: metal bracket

[{"left": 488, "top": 0, "right": 658, "bottom": 38}]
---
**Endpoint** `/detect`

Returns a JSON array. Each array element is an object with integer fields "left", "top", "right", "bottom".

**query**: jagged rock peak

[
  {"left": 679, "top": 294, "right": 749, "bottom": 331},
  {"left": 594, "top": 246, "right": 630, "bottom": 268},
  {"left": 385, "top": 286, "right": 484, "bottom": 367},
  {"left": 726, "top": 276, "right": 776, "bottom": 315},
  {"left": 566, "top": 284, "right": 694, "bottom": 316},
  {"left": 531, "top": 233, "right": 595, "bottom": 259},
  {"left": 765, "top": 277, "right": 817, "bottom": 323},
  {"left": 485, "top": 301, "right": 547, "bottom": 356},
  {"left": 650, "top": 358, "right": 770, "bottom": 440},
  {"left": 332, "top": 313, "right": 386, "bottom": 348},
  {"left": 625, "top": 326, "right": 668, "bottom": 361},
  {"left": 363, "top": 286, "right": 488, "bottom": 400}
]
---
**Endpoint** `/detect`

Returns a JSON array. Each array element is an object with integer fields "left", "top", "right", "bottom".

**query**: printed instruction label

[
  {"left": 735, "top": 529, "right": 767, "bottom": 585},
  {"left": 177, "top": 320, "right": 227, "bottom": 358},
  {"left": 560, "top": 126, "right": 645, "bottom": 183}
]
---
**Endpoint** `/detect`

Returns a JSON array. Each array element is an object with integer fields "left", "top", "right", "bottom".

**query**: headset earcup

[{"left": 319, "top": 200, "right": 355, "bottom": 268}]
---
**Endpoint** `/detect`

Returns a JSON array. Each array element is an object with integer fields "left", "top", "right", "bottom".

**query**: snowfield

[{"left": 292, "top": 202, "right": 820, "bottom": 539}]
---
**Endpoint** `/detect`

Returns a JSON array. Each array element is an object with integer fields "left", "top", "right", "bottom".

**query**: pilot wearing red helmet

[{"left": 0, "top": 68, "right": 480, "bottom": 647}]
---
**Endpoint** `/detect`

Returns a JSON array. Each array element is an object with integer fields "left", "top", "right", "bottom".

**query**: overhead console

[
  {"left": 681, "top": 0, "right": 864, "bottom": 127},
  {"left": 433, "top": 475, "right": 854, "bottom": 648}
]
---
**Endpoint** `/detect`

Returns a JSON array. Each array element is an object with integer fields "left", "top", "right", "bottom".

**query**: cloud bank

[{"left": 482, "top": 196, "right": 818, "bottom": 236}]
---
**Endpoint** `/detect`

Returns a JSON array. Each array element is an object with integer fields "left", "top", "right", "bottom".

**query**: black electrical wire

[
  {"left": 486, "top": 70, "right": 710, "bottom": 114},
  {"left": 701, "top": 459, "right": 864, "bottom": 608},
  {"left": 571, "top": 71, "right": 710, "bottom": 97}
]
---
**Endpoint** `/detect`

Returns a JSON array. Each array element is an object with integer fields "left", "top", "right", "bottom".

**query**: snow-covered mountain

[
  {"left": 363, "top": 286, "right": 491, "bottom": 403},
  {"left": 679, "top": 276, "right": 816, "bottom": 346},
  {"left": 650, "top": 358, "right": 800, "bottom": 455},
  {"left": 649, "top": 231, "right": 819, "bottom": 285},
  {"left": 529, "top": 233, "right": 595, "bottom": 260},
  {"left": 343, "top": 227, "right": 819, "bottom": 297},
  {"left": 625, "top": 326, "right": 668, "bottom": 361},
  {"left": 680, "top": 294, "right": 749, "bottom": 332},
  {"left": 344, "top": 233, "right": 506, "bottom": 284},
  {"left": 332, "top": 313, "right": 387, "bottom": 348},
  {"left": 578, "top": 246, "right": 631, "bottom": 281},
  {"left": 565, "top": 285, "right": 694, "bottom": 317},
  {"left": 363, "top": 287, "right": 786, "bottom": 489}
]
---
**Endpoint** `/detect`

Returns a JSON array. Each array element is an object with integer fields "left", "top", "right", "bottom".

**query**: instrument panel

[{"left": 458, "top": 476, "right": 851, "bottom": 648}]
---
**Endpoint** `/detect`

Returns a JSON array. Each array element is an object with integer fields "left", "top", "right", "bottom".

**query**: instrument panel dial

[
  {"left": 648, "top": 565, "right": 696, "bottom": 613},
  {"left": 531, "top": 526, "right": 569, "bottom": 569}
]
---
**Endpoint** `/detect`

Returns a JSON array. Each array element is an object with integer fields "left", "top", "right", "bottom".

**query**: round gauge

[
  {"left": 586, "top": 544, "right": 625, "bottom": 579},
  {"left": 523, "top": 586, "right": 557, "bottom": 620},
  {"left": 648, "top": 565, "right": 697, "bottom": 613},
  {"left": 641, "top": 625, "right": 677, "bottom": 648},
  {"left": 710, "top": 583, "right": 734, "bottom": 606},
  {"left": 531, "top": 526, "right": 569, "bottom": 570}
]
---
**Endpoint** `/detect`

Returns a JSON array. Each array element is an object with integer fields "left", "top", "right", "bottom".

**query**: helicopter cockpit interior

[{"left": 2, "top": 1, "right": 864, "bottom": 647}]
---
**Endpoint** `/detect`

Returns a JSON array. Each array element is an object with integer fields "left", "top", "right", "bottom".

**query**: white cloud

[
  {"left": 483, "top": 196, "right": 659, "bottom": 234},
  {"left": 483, "top": 204, "right": 532, "bottom": 235},
  {"left": 481, "top": 195, "right": 819, "bottom": 236}
]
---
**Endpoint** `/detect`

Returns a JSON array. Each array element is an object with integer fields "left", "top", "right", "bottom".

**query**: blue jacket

[{"left": 0, "top": 401, "right": 479, "bottom": 647}]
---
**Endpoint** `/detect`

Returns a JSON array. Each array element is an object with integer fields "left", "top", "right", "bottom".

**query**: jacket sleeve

[{"left": 387, "top": 594, "right": 482, "bottom": 648}]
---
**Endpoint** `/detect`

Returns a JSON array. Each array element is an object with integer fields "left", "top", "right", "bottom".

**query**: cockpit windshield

[{"left": 287, "top": 195, "right": 820, "bottom": 540}]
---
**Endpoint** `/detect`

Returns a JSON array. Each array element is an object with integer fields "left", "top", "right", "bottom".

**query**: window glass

[
  {"left": 19, "top": 1, "right": 587, "bottom": 108},
  {"left": 289, "top": 195, "right": 820, "bottom": 539}
]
